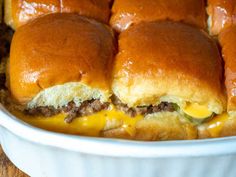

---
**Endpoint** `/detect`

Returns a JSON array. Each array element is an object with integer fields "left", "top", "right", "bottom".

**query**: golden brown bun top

[
  {"left": 9, "top": 13, "right": 115, "bottom": 104},
  {"left": 112, "top": 21, "right": 226, "bottom": 113},
  {"left": 207, "top": 0, "right": 236, "bottom": 35},
  {"left": 110, "top": 0, "right": 206, "bottom": 32},
  {"left": 11, "top": 0, "right": 110, "bottom": 28},
  {"left": 219, "top": 26, "right": 236, "bottom": 112}
]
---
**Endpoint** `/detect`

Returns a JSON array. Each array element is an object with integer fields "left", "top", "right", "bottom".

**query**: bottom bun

[
  {"left": 198, "top": 116, "right": 236, "bottom": 139},
  {"left": 102, "top": 112, "right": 198, "bottom": 141}
]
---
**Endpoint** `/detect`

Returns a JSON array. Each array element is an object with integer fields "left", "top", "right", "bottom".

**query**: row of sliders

[
  {"left": 5, "top": 12, "right": 232, "bottom": 140},
  {"left": 2, "top": 0, "right": 236, "bottom": 35},
  {"left": 4, "top": 0, "right": 111, "bottom": 28},
  {"left": 0, "top": 0, "right": 235, "bottom": 140}
]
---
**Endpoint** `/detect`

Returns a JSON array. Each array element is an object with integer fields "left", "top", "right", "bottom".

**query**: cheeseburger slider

[
  {"left": 4, "top": 0, "right": 110, "bottom": 29},
  {"left": 109, "top": 21, "right": 226, "bottom": 140},
  {"left": 198, "top": 26, "right": 236, "bottom": 138},
  {"left": 8, "top": 13, "right": 116, "bottom": 136},
  {"left": 110, "top": 0, "right": 206, "bottom": 33},
  {"left": 207, "top": 0, "right": 236, "bottom": 35}
]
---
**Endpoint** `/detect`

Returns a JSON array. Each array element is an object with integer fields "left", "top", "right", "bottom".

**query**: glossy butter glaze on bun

[
  {"left": 112, "top": 21, "right": 226, "bottom": 116},
  {"left": 219, "top": 26, "right": 236, "bottom": 113},
  {"left": 110, "top": 0, "right": 206, "bottom": 32},
  {"left": 207, "top": 0, "right": 236, "bottom": 35},
  {"left": 5, "top": 0, "right": 110, "bottom": 29},
  {"left": 9, "top": 13, "right": 115, "bottom": 107}
]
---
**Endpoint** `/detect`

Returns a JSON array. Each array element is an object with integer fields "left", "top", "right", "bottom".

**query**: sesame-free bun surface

[
  {"left": 110, "top": 0, "right": 206, "bottom": 32},
  {"left": 5, "top": 0, "right": 110, "bottom": 29},
  {"left": 219, "top": 26, "right": 236, "bottom": 112},
  {"left": 9, "top": 13, "right": 115, "bottom": 105},
  {"left": 207, "top": 0, "right": 236, "bottom": 35},
  {"left": 112, "top": 21, "right": 226, "bottom": 114}
]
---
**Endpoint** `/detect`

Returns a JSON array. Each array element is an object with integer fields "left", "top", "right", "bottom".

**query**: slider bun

[
  {"left": 112, "top": 21, "right": 226, "bottom": 114},
  {"left": 5, "top": 0, "right": 110, "bottom": 29},
  {"left": 207, "top": 0, "right": 236, "bottom": 35},
  {"left": 102, "top": 112, "right": 197, "bottom": 140},
  {"left": 198, "top": 116, "right": 236, "bottom": 139},
  {"left": 110, "top": 0, "right": 206, "bottom": 32},
  {"left": 9, "top": 13, "right": 115, "bottom": 107},
  {"left": 219, "top": 26, "right": 236, "bottom": 112}
]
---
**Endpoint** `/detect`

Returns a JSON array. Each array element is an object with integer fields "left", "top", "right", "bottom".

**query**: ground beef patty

[
  {"left": 25, "top": 96, "right": 176, "bottom": 123},
  {"left": 25, "top": 99, "right": 110, "bottom": 123},
  {"left": 111, "top": 95, "right": 176, "bottom": 117}
]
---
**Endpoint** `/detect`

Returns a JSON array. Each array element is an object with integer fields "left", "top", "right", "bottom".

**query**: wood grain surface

[{"left": 0, "top": 146, "right": 28, "bottom": 177}]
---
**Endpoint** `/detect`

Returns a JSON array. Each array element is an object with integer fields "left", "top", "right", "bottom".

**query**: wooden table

[{"left": 0, "top": 146, "right": 28, "bottom": 177}]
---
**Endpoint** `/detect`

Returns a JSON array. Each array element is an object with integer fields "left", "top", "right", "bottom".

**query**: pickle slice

[{"left": 183, "top": 103, "right": 213, "bottom": 119}]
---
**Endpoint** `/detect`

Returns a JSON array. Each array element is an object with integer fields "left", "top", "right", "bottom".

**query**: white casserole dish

[{"left": 0, "top": 104, "right": 236, "bottom": 177}]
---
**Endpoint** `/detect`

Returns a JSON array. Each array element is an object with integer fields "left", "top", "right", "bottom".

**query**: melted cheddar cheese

[
  {"left": 10, "top": 106, "right": 231, "bottom": 138},
  {"left": 205, "top": 113, "right": 229, "bottom": 137},
  {"left": 11, "top": 109, "right": 142, "bottom": 137}
]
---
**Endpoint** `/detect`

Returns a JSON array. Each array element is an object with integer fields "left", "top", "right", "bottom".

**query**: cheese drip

[
  {"left": 206, "top": 113, "right": 229, "bottom": 137},
  {"left": 11, "top": 109, "right": 142, "bottom": 137}
]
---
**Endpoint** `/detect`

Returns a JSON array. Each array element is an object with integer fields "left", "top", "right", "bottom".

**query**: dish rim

[{"left": 0, "top": 104, "right": 236, "bottom": 158}]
